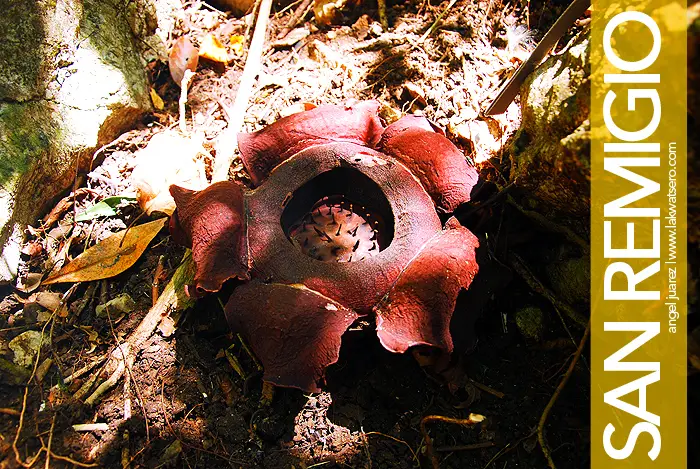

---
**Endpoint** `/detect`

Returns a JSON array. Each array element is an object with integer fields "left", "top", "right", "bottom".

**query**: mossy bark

[{"left": 0, "top": 0, "right": 156, "bottom": 282}]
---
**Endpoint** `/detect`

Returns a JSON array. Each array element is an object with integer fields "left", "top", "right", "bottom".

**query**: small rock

[
  {"left": 96, "top": 293, "right": 136, "bottom": 318},
  {"left": 9, "top": 330, "right": 46, "bottom": 368},
  {"left": 514, "top": 307, "right": 545, "bottom": 341},
  {"left": 369, "top": 22, "right": 384, "bottom": 37},
  {"left": 161, "top": 439, "right": 182, "bottom": 465}
]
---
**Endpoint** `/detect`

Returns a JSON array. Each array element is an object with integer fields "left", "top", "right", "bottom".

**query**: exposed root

[
  {"left": 537, "top": 321, "right": 590, "bottom": 469},
  {"left": 510, "top": 252, "right": 588, "bottom": 328},
  {"left": 81, "top": 254, "right": 195, "bottom": 406},
  {"left": 365, "top": 432, "right": 419, "bottom": 466},
  {"left": 420, "top": 413, "right": 485, "bottom": 469}
]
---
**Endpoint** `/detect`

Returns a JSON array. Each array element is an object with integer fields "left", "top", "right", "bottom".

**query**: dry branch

[
  {"left": 538, "top": 321, "right": 590, "bottom": 469},
  {"left": 83, "top": 253, "right": 195, "bottom": 405},
  {"left": 213, "top": 0, "right": 274, "bottom": 182}
]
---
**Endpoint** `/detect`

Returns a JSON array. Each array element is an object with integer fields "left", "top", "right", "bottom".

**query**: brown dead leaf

[
  {"left": 313, "top": 0, "right": 347, "bottom": 25},
  {"left": 34, "top": 292, "right": 62, "bottom": 311},
  {"left": 77, "top": 325, "right": 100, "bottom": 353},
  {"left": 16, "top": 273, "right": 42, "bottom": 293},
  {"left": 42, "top": 188, "right": 93, "bottom": 230},
  {"left": 230, "top": 35, "right": 245, "bottom": 56},
  {"left": 42, "top": 218, "right": 167, "bottom": 285},
  {"left": 150, "top": 87, "right": 165, "bottom": 111},
  {"left": 199, "top": 34, "right": 229, "bottom": 64}
]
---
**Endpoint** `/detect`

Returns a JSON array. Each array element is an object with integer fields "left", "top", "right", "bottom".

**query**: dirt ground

[{"left": 0, "top": 1, "right": 652, "bottom": 468}]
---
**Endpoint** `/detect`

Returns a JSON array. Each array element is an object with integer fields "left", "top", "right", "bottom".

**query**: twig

[
  {"left": 83, "top": 253, "right": 195, "bottom": 405},
  {"left": 365, "top": 432, "right": 419, "bottom": 466},
  {"left": 45, "top": 416, "right": 55, "bottom": 469},
  {"left": 178, "top": 70, "right": 196, "bottom": 134},
  {"left": 469, "top": 379, "right": 505, "bottom": 399},
  {"left": 152, "top": 255, "right": 166, "bottom": 306},
  {"left": 480, "top": 0, "right": 495, "bottom": 31},
  {"left": 378, "top": 0, "right": 388, "bottom": 29},
  {"left": 420, "top": 413, "right": 485, "bottom": 469},
  {"left": 212, "top": 0, "right": 274, "bottom": 182},
  {"left": 49, "top": 283, "right": 80, "bottom": 384},
  {"left": 483, "top": 429, "right": 536, "bottom": 469},
  {"left": 277, "top": 0, "right": 312, "bottom": 39},
  {"left": 509, "top": 253, "right": 588, "bottom": 328},
  {"left": 0, "top": 408, "right": 21, "bottom": 416},
  {"left": 72, "top": 423, "right": 110, "bottom": 432},
  {"left": 418, "top": 0, "right": 457, "bottom": 43},
  {"left": 13, "top": 312, "right": 56, "bottom": 467},
  {"left": 61, "top": 355, "right": 107, "bottom": 386},
  {"left": 538, "top": 321, "right": 590, "bottom": 469},
  {"left": 436, "top": 441, "right": 496, "bottom": 452},
  {"left": 237, "top": 332, "right": 262, "bottom": 371},
  {"left": 121, "top": 430, "right": 130, "bottom": 469}
]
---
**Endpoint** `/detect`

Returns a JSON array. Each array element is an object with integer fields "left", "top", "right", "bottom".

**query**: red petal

[
  {"left": 375, "top": 217, "right": 479, "bottom": 354},
  {"left": 379, "top": 115, "right": 478, "bottom": 213},
  {"left": 225, "top": 281, "right": 359, "bottom": 392},
  {"left": 238, "top": 101, "right": 384, "bottom": 185},
  {"left": 169, "top": 181, "right": 249, "bottom": 294}
]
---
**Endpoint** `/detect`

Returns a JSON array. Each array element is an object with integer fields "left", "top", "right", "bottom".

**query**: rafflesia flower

[{"left": 169, "top": 101, "right": 481, "bottom": 392}]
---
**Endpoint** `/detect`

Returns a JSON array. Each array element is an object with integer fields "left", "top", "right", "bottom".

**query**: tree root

[
  {"left": 420, "top": 413, "right": 485, "bottom": 469},
  {"left": 81, "top": 253, "right": 195, "bottom": 406},
  {"left": 510, "top": 253, "right": 588, "bottom": 328},
  {"left": 537, "top": 320, "right": 590, "bottom": 469}
]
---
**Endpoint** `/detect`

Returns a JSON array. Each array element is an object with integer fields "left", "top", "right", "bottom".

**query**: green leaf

[{"left": 75, "top": 196, "right": 137, "bottom": 222}]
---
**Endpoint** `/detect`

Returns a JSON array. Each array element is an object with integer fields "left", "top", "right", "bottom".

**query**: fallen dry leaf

[
  {"left": 16, "top": 272, "right": 42, "bottom": 293},
  {"left": 149, "top": 87, "right": 165, "bottom": 110},
  {"left": 313, "top": 0, "right": 347, "bottom": 25},
  {"left": 199, "top": 34, "right": 229, "bottom": 64},
  {"left": 32, "top": 291, "right": 68, "bottom": 316},
  {"left": 230, "top": 35, "right": 245, "bottom": 56},
  {"left": 9, "top": 331, "right": 46, "bottom": 368},
  {"left": 77, "top": 325, "right": 100, "bottom": 353},
  {"left": 43, "top": 218, "right": 167, "bottom": 285},
  {"left": 41, "top": 187, "right": 93, "bottom": 230}
]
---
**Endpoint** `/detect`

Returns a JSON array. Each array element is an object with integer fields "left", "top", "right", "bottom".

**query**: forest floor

[{"left": 0, "top": 1, "right": 596, "bottom": 468}]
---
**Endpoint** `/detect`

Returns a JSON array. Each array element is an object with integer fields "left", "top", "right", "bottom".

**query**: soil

[{"left": 1, "top": 1, "right": 626, "bottom": 468}]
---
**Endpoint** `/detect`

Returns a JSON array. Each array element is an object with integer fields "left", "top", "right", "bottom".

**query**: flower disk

[{"left": 288, "top": 196, "right": 382, "bottom": 262}]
